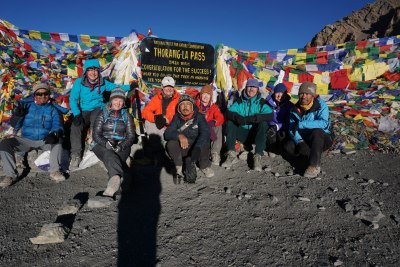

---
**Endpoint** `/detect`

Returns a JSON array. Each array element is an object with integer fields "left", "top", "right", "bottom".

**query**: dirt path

[{"left": 0, "top": 149, "right": 399, "bottom": 266}]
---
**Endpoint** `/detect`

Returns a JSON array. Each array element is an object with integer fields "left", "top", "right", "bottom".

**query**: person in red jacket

[
  {"left": 196, "top": 84, "right": 225, "bottom": 165},
  {"left": 141, "top": 76, "right": 180, "bottom": 141}
]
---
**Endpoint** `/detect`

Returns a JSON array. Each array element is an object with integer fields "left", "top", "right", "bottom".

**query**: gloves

[
  {"left": 13, "top": 103, "right": 26, "bottom": 117},
  {"left": 73, "top": 114, "right": 83, "bottom": 126},
  {"left": 44, "top": 132, "right": 59, "bottom": 145},
  {"left": 207, "top": 120, "right": 216, "bottom": 128},
  {"left": 154, "top": 114, "right": 167, "bottom": 129},
  {"left": 297, "top": 141, "right": 310, "bottom": 156},
  {"left": 235, "top": 115, "right": 246, "bottom": 126},
  {"left": 245, "top": 115, "right": 257, "bottom": 124},
  {"left": 191, "top": 147, "right": 201, "bottom": 162},
  {"left": 130, "top": 81, "right": 139, "bottom": 91},
  {"left": 267, "top": 125, "right": 277, "bottom": 143},
  {"left": 113, "top": 145, "right": 121, "bottom": 153},
  {"left": 106, "top": 140, "right": 115, "bottom": 150}
]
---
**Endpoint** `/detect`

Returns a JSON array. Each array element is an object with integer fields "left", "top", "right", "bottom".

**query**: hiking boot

[
  {"left": 70, "top": 154, "right": 81, "bottom": 169},
  {"left": 268, "top": 152, "right": 276, "bottom": 158},
  {"left": 253, "top": 154, "right": 262, "bottom": 172},
  {"left": 184, "top": 162, "right": 197, "bottom": 183},
  {"left": 173, "top": 166, "right": 184, "bottom": 184},
  {"left": 304, "top": 166, "right": 321, "bottom": 178},
  {"left": 103, "top": 175, "right": 121, "bottom": 197},
  {"left": 201, "top": 167, "right": 215, "bottom": 178},
  {"left": 0, "top": 176, "right": 14, "bottom": 188},
  {"left": 49, "top": 171, "right": 66, "bottom": 183},
  {"left": 221, "top": 151, "right": 239, "bottom": 168},
  {"left": 210, "top": 153, "right": 220, "bottom": 166},
  {"left": 238, "top": 151, "right": 248, "bottom": 161}
]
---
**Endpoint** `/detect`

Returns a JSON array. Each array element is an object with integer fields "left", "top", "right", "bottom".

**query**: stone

[
  {"left": 296, "top": 196, "right": 311, "bottom": 202},
  {"left": 354, "top": 203, "right": 385, "bottom": 224},
  {"left": 236, "top": 195, "right": 243, "bottom": 200},
  {"left": 244, "top": 193, "right": 252, "bottom": 199},
  {"left": 30, "top": 223, "right": 67, "bottom": 244},
  {"left": 58, "top": 199, "right": 81, "bottom": 216},
  {"left": 224, "top": 187, "right": 232, "bottom": 194},
  {"left": 263, "top": 167, "right": 272, "bottom": 172},
  {"left": 274, "top": 172, "right": 280, "bottom": 177},
  {"left": 368, "top": 179, "right": 375, "bottom": 184},
  {"left": 317, "top": 205, "right": 326, "bottom": 211},
  {"left": 342, "top": 149, "right": 356, "bottom": 155},
  {"left": 333, "top": 259, "right": 343, "bottom": 266},
  {"left": 87, "top": 196, "right": 114, "bottom": 208},
  {"left": 382, "top": 182, "right": 389, "bottom": 186},
  {"left": 345, "top": 174, "right": 354, "bottom": 180},
  {"left": 266, "top": 194, "right": 279, "bottom": 206}
]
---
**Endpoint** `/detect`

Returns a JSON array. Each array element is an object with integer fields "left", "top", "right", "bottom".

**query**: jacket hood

[{"left": 83, "top": 59, "right": 101, "bottom": 72}]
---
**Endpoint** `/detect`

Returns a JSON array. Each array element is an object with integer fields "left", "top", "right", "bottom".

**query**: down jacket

[
  {"left": 289, "top": 96, "right": 331, "bottom": 144},
  {"left": 164, "top": 110, "right": 210, "bottom": 149},
  {"left": 92, "top": 107, "right": 136, "bottom": 151},
  {"left": 142, "top": 90, "right": 180, "bottom": 125},
  {"left": 195, "top": 99, "right": 224, "bottom": 126}
]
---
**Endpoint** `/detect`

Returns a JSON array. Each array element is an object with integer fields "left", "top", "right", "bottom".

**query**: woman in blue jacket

[{"left": 69, "top": 59, "right": 131, "bottom": 169}]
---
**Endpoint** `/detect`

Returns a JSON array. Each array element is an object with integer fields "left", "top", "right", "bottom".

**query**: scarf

[{"left": 299, "top": 98, "right": 314, "bottom": 111}]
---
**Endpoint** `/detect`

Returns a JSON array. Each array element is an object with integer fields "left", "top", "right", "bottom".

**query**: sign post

[{"left": 140, "top": 37, "right": 215, "bottom": 86}]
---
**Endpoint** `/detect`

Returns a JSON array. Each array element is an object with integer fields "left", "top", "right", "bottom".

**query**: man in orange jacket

[{"left": 142, "top": 76, "right": 180, "bottom": 141}]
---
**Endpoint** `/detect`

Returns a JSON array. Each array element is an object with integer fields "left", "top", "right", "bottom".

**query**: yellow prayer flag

[
  {"left": 257, "top": 70, "right": 271, "bottom": 83},
  {"left": 287, "top": 49, "right": 298, "bottom": 55},
  {"left": 29, "top": 30, "right": 41, "bottom": 40},
  {"left": 67, "top": 66, "right": 78, "bottom": 78},
  {"left": 288, "top": 73, "right": 299, "bottom": 83},
  {"left": 349, "top": 68, "right": 363, "bottom": 82},
  {"left": 316, "top": 83, "right": 329, "bottom": 95},
  {"left": 379, "top": 53, "right": 387, "bottom": 58},
  {"left": 295, "top": 53, "right": 306, "bottom": 64}
]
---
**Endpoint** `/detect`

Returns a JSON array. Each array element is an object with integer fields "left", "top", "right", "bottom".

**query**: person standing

[{"left": 195, "top": 84, "right": 224, "bottom": 165}]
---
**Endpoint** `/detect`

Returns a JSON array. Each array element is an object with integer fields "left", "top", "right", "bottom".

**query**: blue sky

[{"left": 1, "top": 0, "right": 374, "bottom": 52}]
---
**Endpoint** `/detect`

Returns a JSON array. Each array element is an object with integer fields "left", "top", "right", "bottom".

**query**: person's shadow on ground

[{"left": 117, "top": 134, "right": 173, "bottom": 266}]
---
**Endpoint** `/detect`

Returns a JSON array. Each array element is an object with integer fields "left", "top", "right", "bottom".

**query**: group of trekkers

[{"left": 0, "top": 58, "right": 334, "bottom": 196}]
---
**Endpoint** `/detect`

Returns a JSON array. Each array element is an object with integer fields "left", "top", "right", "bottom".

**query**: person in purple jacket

[{"left": 265, "top": 83, "right": 294, "bottom": 157}]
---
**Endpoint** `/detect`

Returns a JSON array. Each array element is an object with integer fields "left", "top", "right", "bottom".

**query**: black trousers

[
  {"left": 284, "top": 128, "right": 333, "bottom": 167},
  {"left": 70, "top": 108, "right": 101, "bottom": 155},
  {"left": 92, "top": 144, "right": 130, "bottom": 178},
  {"left": 166, "top": 140, "right": 210, "bottom": 169}
]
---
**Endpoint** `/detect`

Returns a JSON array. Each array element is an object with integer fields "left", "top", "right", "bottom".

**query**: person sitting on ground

[
  {"left": 221, "top": 78, "right": 273, "bottom": 171},
  {"left": 164, "top": 94, "right": 212, "bottom": 184},
  {"left": 142, "top": 76, "right": 180, "bottom": 142},
  {"left": 91, "top": 88, "right": 136, "bottom": 197},
  {"left": 69, "top": 59, "right": 131, "bottom": 169},
  {"left": 195, "top": 84, "right": 225, "bottom": 165},
  {"left": 284, "top": 81, "right": 334, "bottom": 178},
  {"left": 0, "top": 83, "right": 67, "bottom": 188},
  {"left": 265, "top": 83, "right": 294, "bottom": 157}
]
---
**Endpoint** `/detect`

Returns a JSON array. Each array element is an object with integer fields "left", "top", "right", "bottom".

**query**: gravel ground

[{"left": 0, "top": 149, "right": 399, "bottom": 266}]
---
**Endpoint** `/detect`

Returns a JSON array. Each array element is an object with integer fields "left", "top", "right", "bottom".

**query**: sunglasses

[{"left": 35, "top": 92, "right": 50, "bottom": 96}]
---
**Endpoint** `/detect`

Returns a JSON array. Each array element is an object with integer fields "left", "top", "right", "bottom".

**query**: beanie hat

[
  {"left": 33, "top": 83, "right": 50, "bottom": 93},
  {"left": 161, "top": 76, "right": 175, "bottom": 87},
  {"left": 200, "top": 84, "right": 213, "bottom": 96},
  {"left": 273, "top": 83, "right": 287, "bottom": 93},
  {"left": 110, "top": 87, "right": 126, "bottom": 100},
  {"left": 246, "top": 78, "right": 260, "bottom": 88},
  {"left": 178, "top": 94, "right": 195, "bottom": 107},
  {"left": 298, "top": 82, "right": 316, "bottom": 95}
]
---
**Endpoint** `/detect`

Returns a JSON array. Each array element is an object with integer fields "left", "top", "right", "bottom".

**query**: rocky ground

[{"left": 0, "top": 148, "right": 399, "bottom": 267}]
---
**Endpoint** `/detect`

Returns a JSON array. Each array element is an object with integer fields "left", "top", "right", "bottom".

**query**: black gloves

[
  {"left": 297, "top": 141, "right": 310, "bottom": 156},
  {"left": 154, "top": 114, "right": 167, "bottom": 129},
  {"left": 106, "top": 140, "right": 115, "bottom": 150},
  {"left": 267, "top": 125, "right": 278, "bottom": 143},
  {"left": 235, "top": 115, "right": 246, "bottom": 126},
  {"left": 191, "top": 147, "right": 201, "bottom": 162},
  {"left": 73, "top": 114, "right": 83, "bottom": 126},
  {"left": 245, "top": 115, "right": 258, "bottom": 124},
  {"left": 13, "top": 103, "right": 26, "bottom": 117},
  {"left": 44, "top": 132, "right": 59, "bottom": 145},
  {"left": 106, "top": 140, "right": 122, "bottom": 153}
]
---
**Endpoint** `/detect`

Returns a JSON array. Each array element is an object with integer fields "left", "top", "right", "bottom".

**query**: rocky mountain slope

[{"left": 307, "top": 0, "right": 400, "bottom": 47}]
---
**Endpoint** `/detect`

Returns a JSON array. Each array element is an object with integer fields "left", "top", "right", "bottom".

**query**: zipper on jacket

[{"left": 42, "top": 115, "right": 45, "bottom": 128}]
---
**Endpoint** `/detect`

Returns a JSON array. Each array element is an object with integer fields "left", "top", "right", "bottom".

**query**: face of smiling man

[
  {"left": 179, "top": 101, "right": 193, "bottom": 116},
  {"left": 34, "top": 89, "right": 50, "bottom": 104}
]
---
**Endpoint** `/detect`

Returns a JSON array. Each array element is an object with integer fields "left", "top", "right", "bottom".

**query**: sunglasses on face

[{"left": 35, "top": 92, "right": 50, "bottom": 96}]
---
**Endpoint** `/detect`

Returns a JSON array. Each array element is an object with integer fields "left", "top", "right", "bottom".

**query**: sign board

[{"left": 140, "top": 37, "right": 215, "bottom": 86}]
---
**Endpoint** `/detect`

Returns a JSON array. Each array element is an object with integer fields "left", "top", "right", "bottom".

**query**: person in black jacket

[
  {"left": 164, "top": 94, "right": 212, "bottom": 184},
  {"left": 92, "top": 88, "right": 136, "bottom": 197}
]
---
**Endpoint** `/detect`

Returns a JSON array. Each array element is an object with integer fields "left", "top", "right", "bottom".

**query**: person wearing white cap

[
  {"left": 141, "top": 76, "right": 180, "bottom": 141},
  {"left": 285, "top": 82, "right": 334, "bottom": 178},
  {"left": 91, "top": 87, "right": 136, "bottom": 197},
  {"left": 0, "top": 83, "right": 67, "bottom": 187}
]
